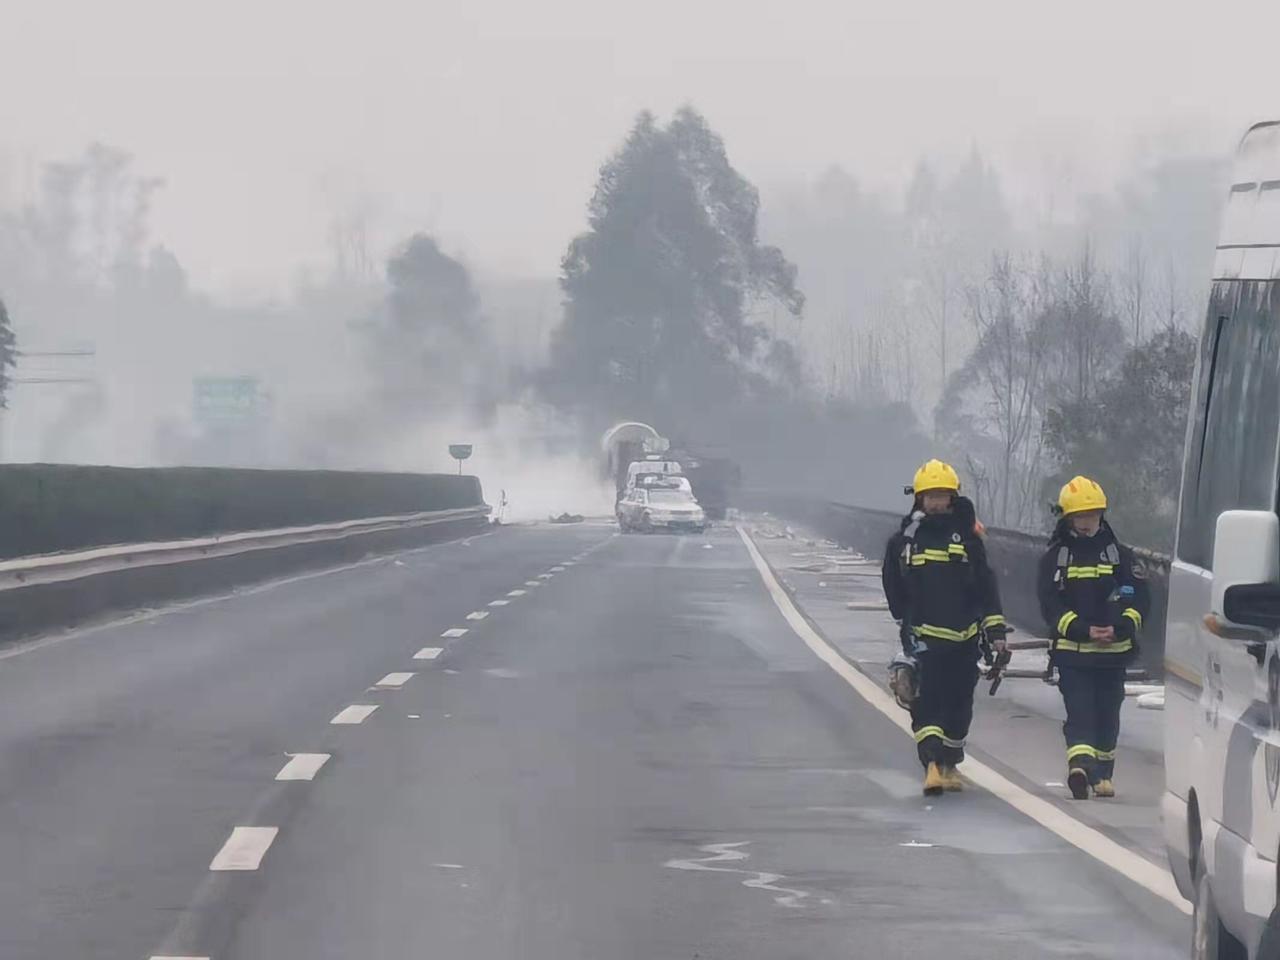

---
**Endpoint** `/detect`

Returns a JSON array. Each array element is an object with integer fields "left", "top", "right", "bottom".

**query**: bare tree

[
  {"left": 844, "top": 325, "right": 886, "bottom": 407},
  {"left": 1119, "top": 235, "right": 1148, "bottom": 344},
  {"left": 1157, "top": 256, "right": 1191, "bottom": 332},
  {"left": 86, "top": 143, "right": 131, "bottom": 286},
  {"left": 329, "top": 204, "right": 378, "bottom": 285},
  {"left": 916, "top": 233, "right": 955, "bottom": 390},
  {"left": 871, "top": 289, "right": 917, "bottom": 407},
  {"left": 1043, "top": 241, "right": 1124, "bottom": 410},
  {"left": 938, "top": 254, "right": 1051, "bottom": 528},
  {"left": 961, "top": 452, "right": 995, "bottom": 523}
]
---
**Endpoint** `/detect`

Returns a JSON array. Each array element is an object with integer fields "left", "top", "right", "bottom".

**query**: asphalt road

[{"left": 0, "top": 522, "right": 1190, "bottom": 959}]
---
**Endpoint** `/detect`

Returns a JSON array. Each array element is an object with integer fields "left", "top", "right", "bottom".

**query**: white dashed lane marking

[
  {"left": 414, "top": 647, "right": 443, "bottom": 660},
  {"left": 209, "top": 826, "right": 279, "bottom": 871},
  {"left": 507, "top": 589, "right": 526, "bottom": 597},
  {"left": 375, "top": 672, "right": 415, "bottom": 689},
  {"left": 524, "top": 580, "right": 542, "bottom": 587},
  {"left": 151, "top": 956, "right": 209, "bottom": 960},
  {"left": 466, "top": 611, "right": 490, "bottom": 621},
  {"left": 550, "top": 566, "right": 566, "bottom": 573},
  {"left": 331, "top": 704, "right": 379, "bottom": 725},
  {"left": 537, "top": 574, "right": 553, "bottom": 580},
  {"left": 275, "top": 753, "right": 331, "bottom": 781},
  {"left": 441, "top": 627, "right": 468, "bottom": 638}
]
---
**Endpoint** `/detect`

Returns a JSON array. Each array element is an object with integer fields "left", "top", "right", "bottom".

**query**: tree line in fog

[{"left": 0, "top": 114, "right": 1221, "bottom": 548}]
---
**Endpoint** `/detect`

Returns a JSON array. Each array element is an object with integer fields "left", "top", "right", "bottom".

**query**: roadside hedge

[{"left": 0, "top": 464, "right": 484, "bottom": 560}]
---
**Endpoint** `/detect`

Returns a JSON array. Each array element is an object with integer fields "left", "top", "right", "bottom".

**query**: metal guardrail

[
  {"left": 743, "top": 491, "right": 1171, "bottom": 677},
  {"left": 0, "top": 505, "right": 491, "bottom": 592},
  {"left": 819, "top": 498, "right": 1172, "bottom": 563}
]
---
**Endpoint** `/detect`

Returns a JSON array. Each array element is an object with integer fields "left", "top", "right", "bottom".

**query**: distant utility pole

[
  {"left": 13, "top": 347, "right": 96, "bottom": 384},
  {"left": 0, "top": 346, "right": 97, "bottom": 463}
]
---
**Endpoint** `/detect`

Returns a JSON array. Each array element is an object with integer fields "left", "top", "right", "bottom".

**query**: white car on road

[{"left": 617, "top": 484, "right": 706, "bottom": 534}]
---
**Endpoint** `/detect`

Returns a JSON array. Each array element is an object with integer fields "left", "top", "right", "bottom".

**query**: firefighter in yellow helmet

[
  {"left": 1037, "top": 476, "right": 1149, "bottom": 800},
  {"left": 882, "top": 460, "right": 1007, "bottom": 795}
]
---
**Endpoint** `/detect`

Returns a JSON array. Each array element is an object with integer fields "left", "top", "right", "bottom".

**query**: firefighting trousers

[
  {"left": 1058, "top": 665, "right": 1125, "bottom": 783},
  {"left": 909, "top": 647, "right": 980, "bottom": 768}
]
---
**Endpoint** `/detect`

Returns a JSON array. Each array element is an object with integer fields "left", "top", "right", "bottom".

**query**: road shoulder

[{"left": 738, "top": 519, "right": 1188, "bottom": 915}]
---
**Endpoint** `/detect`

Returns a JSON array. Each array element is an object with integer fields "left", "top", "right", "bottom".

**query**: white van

[
  {"left": 1165, "top": 120, "right": 1280, "bottom": 958},
  {"left": 624, "top": 457, "right": 684, "bottom": 493}
]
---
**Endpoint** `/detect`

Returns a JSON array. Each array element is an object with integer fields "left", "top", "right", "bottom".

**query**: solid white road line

[
  {"left": 209, "top": 826, "right": 279, "bottom": 871},
  {"left": 414, "top": 647, "right": 444, "bottom": 660},
  {"left": 275, "top": 753, "right": 331, "bottom": 781},
  {"left": 375, "top": 672, "right": 415, "bottom": 689},
  {"left": 441, "top": 627, "right": 469, "bottom": 638},
  {"left": 466, "top": 611, "right": 490, "bottom": 620},
  {"left": 734, "top": 525, "right": 1192, "bottom": 916},
  {"left": 507, "top": 589, "right": 527, "bottom": 596},
  {"left": 330, "top": 704, "right": 379, "bottom": 724}
]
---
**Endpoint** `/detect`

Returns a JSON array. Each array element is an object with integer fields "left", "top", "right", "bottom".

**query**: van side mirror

[
  {"left": 1223, "top": 583, "right": 1280, "bottom": 631},
  {"left": 1212, "top": 510, "right": 1280, "bottom": 626}
]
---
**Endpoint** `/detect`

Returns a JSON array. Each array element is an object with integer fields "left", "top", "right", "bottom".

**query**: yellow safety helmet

[
  {"left": 908, "top": 459, "right": 961, "bottom": 495},
  {"left": 1056, "top": 476, "right": 1107, "bottom": 516}
]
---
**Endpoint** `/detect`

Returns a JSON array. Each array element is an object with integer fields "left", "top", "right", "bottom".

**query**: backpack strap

[
  {"left": 903, "top": 516, "right": 922, "bottom": 541},
  {"left": 898, "top": 514, "right": 923, "bottom": 576}
]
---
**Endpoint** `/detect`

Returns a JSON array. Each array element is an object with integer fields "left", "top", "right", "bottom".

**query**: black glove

[
  {"left": 898, "top": 620, "right": 916, "bottom": 656},
  {"left": 1111, "top": 614, "right": 1136, "bottom": 642}
]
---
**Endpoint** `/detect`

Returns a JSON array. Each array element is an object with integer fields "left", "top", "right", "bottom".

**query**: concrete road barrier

[{"left": 0, "top": 505, "right": 490, "bottom": 643}]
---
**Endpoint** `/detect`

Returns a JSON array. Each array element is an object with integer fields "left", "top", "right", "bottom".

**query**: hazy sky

[{"left": 4, "top": 0, "right": 1277, "bottom": 296}]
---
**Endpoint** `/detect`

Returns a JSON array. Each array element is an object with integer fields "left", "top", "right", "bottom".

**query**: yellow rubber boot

[
  {"left": 923, "top": 762, "right": 945, "bottom": 796},
  {"left": 1094, "top": 779, "right": 1115, "bottom": 798},
  {"left": 941, "top": 766, "right": 964, "bottom": 792}
]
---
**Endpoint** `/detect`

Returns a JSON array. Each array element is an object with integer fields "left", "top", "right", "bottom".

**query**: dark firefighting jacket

[
  {"left": 1036, "top": 519, "right": 1150, "bottom": 669},
  {"left": 882, "top": 496, "right": 1005, "bottom": 653}
]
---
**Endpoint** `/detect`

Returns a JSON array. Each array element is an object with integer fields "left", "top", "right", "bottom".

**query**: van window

[{"left": 1177, "top": 280, "right": 1280, "bottom": 567}]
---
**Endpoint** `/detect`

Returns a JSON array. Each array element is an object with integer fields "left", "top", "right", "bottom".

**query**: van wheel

[{"left": 1193, "top": 851, "right": 1248, "bottom": 960}]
